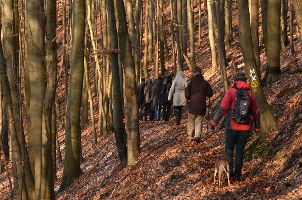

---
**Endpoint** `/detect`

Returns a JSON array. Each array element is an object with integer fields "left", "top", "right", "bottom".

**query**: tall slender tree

[
  {"left": 107, "top": 0, "right": 128, "bottom": 164},
  {"left": 61, "top": 0, "right": 85, "bottom": 189},
  {"left": 113, "top": 0, "right": 140, "bottom": 165},
  {"left": 238, "top": 0, "right": 276, "bottom": 132},
  {"left": 187, "top": 0, "right": 196, "bottom": 73},
  {"left": 207, "top": 0, "right": 218, "bottom": 72}
]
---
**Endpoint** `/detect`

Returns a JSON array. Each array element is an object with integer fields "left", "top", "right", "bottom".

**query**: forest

[{"left": 0, "top": 0, "right": 302, "bottom": 199}]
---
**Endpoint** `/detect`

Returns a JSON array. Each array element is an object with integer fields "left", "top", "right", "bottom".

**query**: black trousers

[
  {"left": 162, "top": 102, "right": 172, "bottom": 121},
  {"left": 225, "top": 129, "right": 249, "bottom": 178},
  {"left": 173, "top": 106, "right": 183, "bottom": 125}
]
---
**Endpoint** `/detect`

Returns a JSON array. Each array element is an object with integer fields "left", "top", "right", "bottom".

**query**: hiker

[
  {"left": 168, "top": 71, "right": 187, "bottom": 125},
  {"left": 185, "top": 67, "right": 213, "bottom": 142},
  {"left": 210, "top": 70, "right": 260, "bottom": 181},
  {"left": 143, "top": 79, "right": 153, "bottom": 121},
  {"left": 138, "top": 78, "right": 146, "bottom": 120},
  {"left": 151, "top": 76, "right": 163, "bottom": 121},
  {"left": 161, "top": 75, "right": 173, "bottom": 121}
]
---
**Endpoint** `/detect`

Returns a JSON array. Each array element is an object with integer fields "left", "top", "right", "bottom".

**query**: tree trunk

[
  {"left": 41, "top": 0, "right": 57, "bottom": 198},
  {"left": 292, "top": 0, "right": 302, "bottom": 44},
  {"left": 113, "top": 0, "right": 139, "bottom": 165},
  {"left": 60, "top": 0, "right": 85, "bottom": 190},
  {"left": 24, "top": 0, "right": 47, "bottom": 198},
  {"left": 174, "top": 0, "right": 184, "bottom": 72},
  {"left": 81, "top": 75, "right": 88, "bottom": 126},
  {"left": 264, "top": 0, "right": 281, "bottom": 85},
  {"left": 225, "top": 0, "right": 232, "bottom": 49},
  {"left": 238, "top": 0, "right": 276, "bottom": 132},
  {"left": 207, "top": 0, "right": 218, "bottom": 73},
  {"left": 107, "top": 0, "right": 128, "bottom": 164},
  {"left": 280, "top": 0, "right": 289, "bottom": 49},
  {"left": 249, "top": 0, "right": 261, "bottom": 77},
  {"left": 261, "top": 0, "right": 268, "bottom": 46},
  {"left": 169, "top": 0, "right": 177, "bottom": 71},
  {"left": 213, "top": 0, "right": 229, "bottom": 92},
  {"left": 182, "top": 0, "right": 188, "bottom": 55},
  {"left": 159, "top": 0, "right": 165, "bottom": 76},
  {"left": 125, "top": 0, "right": 139, "bottom": 83},
  {"left": 187, "top": 0, "right": 196, "bottom": 74},
  {"left": 290, "top": 0, "right": 295, "bottom": 54},
  {"left": 135, "top": 0, "right": 142, "bottom": 82},
  {"left": 84, "top": 56, "right": 97, "bottom": 144},
  {"left": 143, "top": 0, "right": 149, "bottom": 78},
  {"left": 0, "top": 33, "right": 35, "bottom": 200}
]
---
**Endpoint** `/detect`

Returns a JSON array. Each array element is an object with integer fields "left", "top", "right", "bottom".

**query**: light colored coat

[{"left": 168, "top": 71, "right": 187, "bottom": 107}]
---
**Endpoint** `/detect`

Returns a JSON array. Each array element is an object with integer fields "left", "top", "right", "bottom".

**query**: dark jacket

[
  {"left": 137, "top": 82, "right": 146, "bottom": 107},
  {"left": 161, "top": 79, "right": 172, "bottom": 105},
  {"left": 151, "top": 78, "right": 163, "bottom": 108},
  {"left": 185, "top": 73, "right": 213, "bottom": 115},
  {"left": 212, "top": 81, "right": 260, "bottom": 131},
  {"left": 144, "top": 80, "right": 153, "bottom": 104}
]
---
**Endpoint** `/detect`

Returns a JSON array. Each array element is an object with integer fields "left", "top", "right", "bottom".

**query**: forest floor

[{"left": 1, "top": 2, "right": 302, "bottom": 200}]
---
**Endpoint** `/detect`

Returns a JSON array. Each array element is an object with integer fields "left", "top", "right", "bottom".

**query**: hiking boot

[{"left": 193, "top": 137, "right": 201, "bottom": 142}]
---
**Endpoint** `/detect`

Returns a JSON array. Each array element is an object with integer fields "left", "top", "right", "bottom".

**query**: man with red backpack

[{"left": 210, "top": 71, "right": 261, "bottom": 181}]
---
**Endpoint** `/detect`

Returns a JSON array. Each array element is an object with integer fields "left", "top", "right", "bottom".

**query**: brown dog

[{"left": 213, "top": 157, "right": 230, "bottom": 187}]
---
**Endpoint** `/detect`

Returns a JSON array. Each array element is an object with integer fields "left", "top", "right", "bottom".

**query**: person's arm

[
  {"left": 205, "top": 81, "right": 213, "bottom": 97},
  {"left": 211, "top": 88, "right": 233, "bottom": 126},
  {"left": 185, "top": 80, "right": 191, "bottom": 100},
  {"left": 168, "top": 79, "right": 176, "bottom": 101}
]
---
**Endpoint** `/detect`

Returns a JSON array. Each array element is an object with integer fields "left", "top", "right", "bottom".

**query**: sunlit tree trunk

[
  {"left": 207, "top": 0, "right": 218, "bottom": 73},
  {"left": 292, "top": 0, "right": 302, "bottom": 45},
  {"left": 182, "top": 0, "right": 187, "bottom": 55},
  {"left": 238, "top": 0, "right": 276, "bottom": 132},
  {"left": 187, "top": 0, "right": 196, "bottom": 74},
  {"left": 249, "top": 0, "right": 261, "bottom": 77},
  {"left": 264, "top": 0, "right": 281, "bottom": 84},
  {"left": 60, "top": 0, "right": 85, "bottom": 189},
  {"left": 174, "top": 0, "right": 183, "bottom": 72}
]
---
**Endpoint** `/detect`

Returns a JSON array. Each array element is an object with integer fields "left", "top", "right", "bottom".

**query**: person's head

[
  {"left": 234, "top": 70, "right": 247, "bottom": 82},
  {"left": 166, "top": 75, "right": 172, "bottom": 82},
  {"left": 141, "top": 78, "right": 145, "bottom": 83},
  {"left": 194, "top": 67, "right": 202, "bottom": 74}
]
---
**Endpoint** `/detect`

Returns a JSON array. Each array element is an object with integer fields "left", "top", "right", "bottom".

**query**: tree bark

[
  {"left": 113, "top": 0, "right": 139, "bottom": 165},
  {"left": 107, "top": 0, "right": 127, "bottom": 164},
  {"left": 280, "top": 0, "right": 289, "bottom": 49},
  {"left": 224, "top": 0, "right": 232, "bottom": 49},
  {"left": 261, "top": 0, "right": 268, "bottom": 46},
  {"left": 174, "top": 0, "right": 184, "bottom": 72},
  {"left": 182, "top": 0, "right": 188, "bottom": 55},
  {"left": 249, "top": 0, "right": 261, "bottom": 77},
  {"left": 292, "top": 0, "right": 302, "bottom": 45},
  {"left": 41, "top": 0, "right": 57, "bottom": 198},
  {"left": 213, "top": 0, "right": 229, "bottom": 92},
  {"left": 238, "top": 0, "right": 276, "bottom": 132},
  {"left": 187, "top": 0, "right": 196, "bottom": 74},
  {"left": 290, "top": 0, "right": 295, "bottom": 54},
  {"left": 207, "top": 0, "right": 218, "bottom": 73},
  {"left": 60, "top": 0, "right": 85, "bottom": 189},
  {"left": 264, "top": 0, "right": 281, "bottom": 84}
]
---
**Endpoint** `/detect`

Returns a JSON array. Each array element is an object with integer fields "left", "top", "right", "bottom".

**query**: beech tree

[{"left": 61, "top": 0, "right": 85, "bottom": 189}]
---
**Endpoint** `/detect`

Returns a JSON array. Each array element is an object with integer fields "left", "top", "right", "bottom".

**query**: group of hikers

[{"left": 136, "top": 67, "right": 261, "bottom": 182}]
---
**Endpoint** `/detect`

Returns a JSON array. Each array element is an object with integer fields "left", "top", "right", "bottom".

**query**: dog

[{"left": 213, "top": 157, "right": 230, "bottom": 187}]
